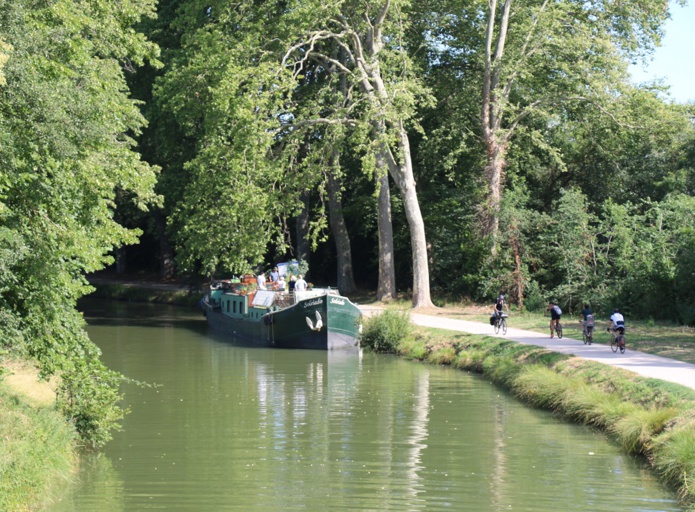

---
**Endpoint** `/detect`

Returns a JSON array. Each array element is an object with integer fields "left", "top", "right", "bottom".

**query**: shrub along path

[{"left": 359, "top": 306, "right": 695, "bottom": 391}]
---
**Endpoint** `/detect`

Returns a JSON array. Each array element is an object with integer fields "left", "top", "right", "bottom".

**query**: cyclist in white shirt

[{"left": 608, "top": 308, "right": 625, "bottom": 334}]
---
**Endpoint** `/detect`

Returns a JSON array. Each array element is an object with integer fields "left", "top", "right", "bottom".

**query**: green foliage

[
  {"left": 89, "top": 283, "right": 201, "bottom": 306},
  {"left": 523, "top": 281, "right": 545, "bottom": 313},
  {"left": 361, "top": 310, "right": 413, "bottom": 353},
  {"left": 57, "top": 357, "right": 127, "bottom": 448},
  {"left": 286, "top": 260, "right": 309, "bottom": 278},
  {"left": 0, "top": 0, "right": 159, "bottom": 445}
]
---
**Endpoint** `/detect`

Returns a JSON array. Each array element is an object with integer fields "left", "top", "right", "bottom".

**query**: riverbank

[
  {"left": 375, "top": 319, "right": 695, "bottom": 509},
  {"left": 88, "top": 276, "right": 203, "bottom": 306},
  {"left": 0, "top": 358, "right": 78, "bottom": 511}
]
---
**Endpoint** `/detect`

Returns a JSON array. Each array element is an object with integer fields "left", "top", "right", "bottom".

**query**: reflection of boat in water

[{"left": 200, "top": 279, "right": 362, "bottom": 350}]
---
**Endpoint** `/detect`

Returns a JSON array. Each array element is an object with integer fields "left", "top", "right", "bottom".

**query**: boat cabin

[{"left": 206, "top": 280, "right": 341, "bottom": 321}]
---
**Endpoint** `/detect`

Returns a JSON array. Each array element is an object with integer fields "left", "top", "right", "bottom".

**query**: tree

[
  {"left": 280, "top": 0, "right": 435, "bottom": 307},
  {"left": 477, "top": 0, "right": 669, "bottom": 248},
  {"left": 0, "top": 0, "right": 159, "bottom": 445},
  {"left": 154, "top": 2, "right": 322, "bottom": 276}
]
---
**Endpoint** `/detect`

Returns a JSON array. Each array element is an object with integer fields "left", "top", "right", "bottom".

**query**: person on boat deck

[
  {"left": 257, "top": 272, "right": 267, "bottom": 290},
  {"left": 288, "top": 274, "right": 296, "bottom": 292},
  {"left": 295, "top": 274, "right": 308, "bottom": 292},
  {"left": 277, "top": 275, "right": 286, "bottom": 291},
  {"left": 269, "top": 267, "right": 279, "bottom": 283}
]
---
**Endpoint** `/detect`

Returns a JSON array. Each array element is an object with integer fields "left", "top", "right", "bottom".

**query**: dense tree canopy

[{"left": 0, "top": 0, "right": 159, "bottom": 445}]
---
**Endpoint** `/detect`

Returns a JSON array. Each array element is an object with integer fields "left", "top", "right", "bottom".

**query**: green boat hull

[{"left": 201, "top": 289, "right": 362, "bottom": 350}]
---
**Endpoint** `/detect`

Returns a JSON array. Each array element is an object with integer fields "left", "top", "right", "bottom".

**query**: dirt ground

[{"left": 1, "top": 358, "right": 57, "bottom": 407}]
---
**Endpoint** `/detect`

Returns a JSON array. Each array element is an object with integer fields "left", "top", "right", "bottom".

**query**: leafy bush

[
  {"left": 57, "top": 359, "right": 126, "bottom": 449},
  {"left": 361, "top": 310, "right": 412, "bottom": 353}
]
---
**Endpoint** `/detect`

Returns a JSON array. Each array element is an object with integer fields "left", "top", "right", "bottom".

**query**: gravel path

[{"left": 359, "top": 306, "right": 695, "bottom": 392}]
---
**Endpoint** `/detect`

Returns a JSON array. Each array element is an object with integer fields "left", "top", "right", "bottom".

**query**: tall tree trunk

[
  {"left": 375, "top": 156, "right": 396, "bottom": 301},
  {"left": 154, "top": 210, "right": 175, "bottom": 280},
  {"left": 511, "top": 223, "right": 524, "bottom": 308},
  {"left": 385, "top": 123, "right": 433, "bottom": 308},
  {"left": 296, "top": 189, "right": 311, "bottom": 272},
  {"left": 115, "top": 246, "right": 127, "bottom": 275},
  {"left": 481, "top": 0, "right": 512, "bottom": 251},
  {"left": 481, "top": 139, "right": 508, "bottom": 251},
  {"left": 327, "top": 152, "right": 357, "bottom": 295},
  {"left": 355, "top": 37, "right": 433, "bottom": 307}
]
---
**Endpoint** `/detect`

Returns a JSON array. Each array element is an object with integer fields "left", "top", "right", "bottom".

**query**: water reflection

[{"left": 52, "top": 300, "right": 682, "bottom": 511}]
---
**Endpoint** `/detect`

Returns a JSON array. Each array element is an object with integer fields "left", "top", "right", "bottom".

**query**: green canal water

[{"left": 52, "top": 300, "right": 682, "bottom": 511}]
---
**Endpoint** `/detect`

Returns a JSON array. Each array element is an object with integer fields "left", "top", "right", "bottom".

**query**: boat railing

[{"left": 274, "top": 293, "right": 295, "bottom": 309}]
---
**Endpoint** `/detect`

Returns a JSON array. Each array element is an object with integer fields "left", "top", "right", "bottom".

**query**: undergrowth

[{"left": 0, "top": 384, "right": 77, "bottom": 511}]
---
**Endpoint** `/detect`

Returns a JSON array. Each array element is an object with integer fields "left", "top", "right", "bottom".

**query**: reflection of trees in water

[
  {"left": 52, "top": 452, "right": 125, "bottom": 512},
  {"left": 252, "top": 353, "right": 432, "bottom": 508},
  {"left": 490, "top": 399, "right": 507, "bottom": 510},
  {"left": 406, "top": 370, "right": 431, "bottom": 499}
]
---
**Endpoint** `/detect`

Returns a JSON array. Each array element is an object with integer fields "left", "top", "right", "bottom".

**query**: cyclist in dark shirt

[
  {"left": 547, "top": 301, "right": 562, "bottom": 338},
  {"left": 492, "top": 294, "right": 508, "bottom": 317},
  {"left": 491, "top": 294, "right": 508, "bottom": 327},
  {"left": 579, "top": 303, "right": 594, "bottom": 339}
]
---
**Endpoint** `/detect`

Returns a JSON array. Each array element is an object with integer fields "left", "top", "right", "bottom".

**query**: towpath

[{"left": 359, "top": 306, "right": 695, "bottom": 392}]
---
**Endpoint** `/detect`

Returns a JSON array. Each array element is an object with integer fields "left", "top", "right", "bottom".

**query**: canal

[{"left": 51, "top": 300, "right": 682, "bottom": 511}]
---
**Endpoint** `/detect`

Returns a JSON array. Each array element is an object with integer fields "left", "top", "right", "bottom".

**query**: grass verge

[
  {"left": 365, "top": 315, "right": 695, "bottom": 509},
  {"left": 0, "top": 377, "right": 77, "bottom": 511}
]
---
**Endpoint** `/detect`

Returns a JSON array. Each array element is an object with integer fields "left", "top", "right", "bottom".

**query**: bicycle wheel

[
  {"left": 501, "top": 318, "right": 507, "bottom": 335},
  {"left": 556, "top": 323, "right": 563, "bottom": 339},
  {"left": 582, "top": 330, "right": 588, "bottom": 345},
  {"left": 494, "top": 318, "right": 500, "bottom": 334},
  {"left": 587, "top": 328, "right": 593, "bottom": 345},
  {"left": 618, "top": 335, "right": 626, "bottom": 354},
  {"left": 611, "top": 335, "right": 618, "bottom": 353}
]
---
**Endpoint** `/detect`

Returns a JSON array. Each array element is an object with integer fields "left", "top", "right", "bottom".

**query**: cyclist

[
  {"left": 579, "top": 303, "right": 594, "bottom": 335},
  {"left": 492, "top": 294, "right": 509, "bottom": 324},
  {"left": 547, "top": 301, "right": 562, "bottom": 338},
  {"left": 607, "top": 308, "right": 625, "bottom": 341}
]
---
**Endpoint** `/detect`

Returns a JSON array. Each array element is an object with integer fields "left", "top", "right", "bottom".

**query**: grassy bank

[
  {"left": 363, "top": 312, "right": 695, "bottom": 509},
  {"left": 0, "top": 363, "right": 77, "bottom": 511}
]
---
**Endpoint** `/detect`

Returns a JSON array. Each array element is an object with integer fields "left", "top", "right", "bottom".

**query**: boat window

[
  {"left": 233, "top": 301, "right": 236, "bottom": 314},
  {"left": 226, "top": 300, "right": 230, "bottom": 313}
]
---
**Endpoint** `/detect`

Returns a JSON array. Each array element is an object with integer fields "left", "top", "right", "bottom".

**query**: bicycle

[
  {"left": 552, "top": 319, "right": 563, "bottom": 339},
  {"left": 609, "top": 327, "right": 626, "bottom": 354},
  {"left": 582, "top": 316, "right": 595, "bottom": 345},
  {"left": 493, "top": 313, "right": 508, "bottom": 335}
]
